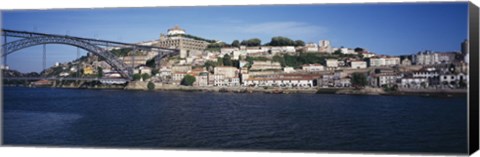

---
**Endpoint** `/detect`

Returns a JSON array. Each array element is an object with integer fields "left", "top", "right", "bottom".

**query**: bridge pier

[{"left": 43, "top": 44, "right": 46, "bottom": 71}]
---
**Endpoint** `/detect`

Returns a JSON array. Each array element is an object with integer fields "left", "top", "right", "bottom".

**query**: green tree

[
  {"left": 223, "top": 54, "right": 232, "bottom": 66},
  {"left": 147, "top": 81, "right": 155, "bottom": 90},
  {"left": 295, "top": 40, "right": 305, "bottom": 47},
  {"left": 333, "top": 50, "right": 342, "bottom": 55},
  {"left": 268, "top": 36, "right": 296, "bottom": 46},
  {"left": 351, "top": 73, "right": 368, "bottom": 88},
  {"left": 181, "top": 74, "right": 196, "bottom": 86},
  {"left": 141, "top": 73, "right": 150, "bottom": 81},
  {"left": 132, "top": 73, "right": 141, "bottom": 81},
  {"left": 231, "top": 40, "right": 240, "bottom": 47},
  {"left": 146, "top": 59, "right": 156, "bottom": 68},
  {"left": 272, "top": 55, "right": 286, "bottom": 67},
  {"left": 151, "top": 69, "right": 159, "bottom": 76},
  {"left": 354, "top": 47, "right": 364, "bottom": 53},
  {"left": 240, "top": 38, "right": 262, "bottom": 46},
  {"left": 204, "top": 60, "right": 218, "bottom": 71},
  {"left": 217, "top": 57, "right": 224, "bottom": 66}
]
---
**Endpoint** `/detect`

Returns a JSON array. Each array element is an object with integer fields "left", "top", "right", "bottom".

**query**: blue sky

[{"left": 2, "top": 2, "right": 468, "bottom": 72}]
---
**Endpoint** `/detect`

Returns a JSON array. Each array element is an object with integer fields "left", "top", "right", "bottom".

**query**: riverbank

[
  {"left": 3, "top": 81, "right": 467, "bottom": 97},
  {"left": 122, "top": 81, "right": 467, "bottom": 97}
]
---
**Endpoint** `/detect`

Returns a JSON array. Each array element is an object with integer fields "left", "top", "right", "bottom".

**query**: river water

[{"left": 2, "top": 87, "right": 468, "bottom": 154}]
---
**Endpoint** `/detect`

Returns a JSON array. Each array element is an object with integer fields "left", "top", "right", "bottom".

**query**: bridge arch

[{"left": 2, "top": 36, "right": 132, "bottom": 79}]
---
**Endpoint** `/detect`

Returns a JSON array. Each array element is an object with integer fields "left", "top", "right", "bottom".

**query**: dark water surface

[{"left": 2, "top": 87, "right": 468, "bottom": 154}]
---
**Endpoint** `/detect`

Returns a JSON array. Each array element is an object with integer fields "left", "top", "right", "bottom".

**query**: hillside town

[{"left": 12, "top": 25, "right": 470, "bottom": 93}]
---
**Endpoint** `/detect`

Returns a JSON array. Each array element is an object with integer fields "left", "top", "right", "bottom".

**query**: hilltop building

[{"left": 154, "top": 25, "right": 210, "bottom": 58}]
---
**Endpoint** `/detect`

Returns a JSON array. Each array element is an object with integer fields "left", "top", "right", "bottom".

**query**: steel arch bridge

[{"left": 1, "top": 29, "right": 179, "bottom": 80}]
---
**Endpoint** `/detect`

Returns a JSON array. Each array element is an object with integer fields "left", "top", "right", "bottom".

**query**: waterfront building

[
  {"left": 214, "top": 66, "right": 238, "bottom": 78},
  {"left": 334, "top": 78, "right": 352, "bottom": 88},
  {"left": 401, "top": 77, "right": 429, "bottom": 88},
  {"left": 319, "top": 73, "right": 335, "bottom": 87},
  {"left": 369, "top": 68, "right": 399, "bottom": 87},
  {"left": 439, "top": 73, "right": 468, "bottom": 87},
  {"left": 134, "top": 66, "right": 152, "bottom": 75},
  {"left": 194, "top": 72, "right": 209, "bottom": 87},
  {"left": 155, "top": 25, "right": 210, "bottom": 58},
  {"left": 244, "top": 74, "right": 317, "bottom": 88},
  {"left": 302, "top": 64, "right": 325, "bottom": 72},
  {"left": 240, "top": 67, "right": 250, "bottom": 84},
  {"left": 172, "top": 72, "right": 186, "bottom": 85},
  {"left": 412, "top": 68, "right": 439, "bottom": 78},
  {"left": 370, "top": 73, "right": 398, "bottom": 87},
  {"left": 350, "top": 61, "right": 367, "bottom": 69},
  {"left": 209, "top": 74, "right": 224, "bottom": 86},
  {"left": 158, "top": 66, "right": 172, "bottom": 81}
]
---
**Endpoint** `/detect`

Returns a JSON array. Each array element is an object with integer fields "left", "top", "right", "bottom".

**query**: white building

[
  {"left": 350, "top": 61, "right": 367, "bottom": 69},
  {"left": 415, "top": 51, "right": 439, "bottom": 65},
  {"left": 318, "top": 40, "right": 333, "bottom": 53},
  {"left": 340, "top": 48, "right": 356, "bottom": 55},
  {"left": 304, "top": 43, "right": 319, "bottom": 52},
  {"left": 369, "top": 57, "right": 386, "bottom": 67},
  {"left": 250, "top": 61, "right": 282, "bottom": 71},
  {"left": 440, "top": 73, "right": 468, "bottom": 85},
  {"left": 370, "top": 73, "right": 398, "bottom": 87},
  {"left": 302, "top": 64, "right": 325, "bottom": 72},
  {"left": 283, "top": 67, "right": 296, "bottom": 73},
  {"left": 401, "top": 77, "right": 429, "bottom": 88},
  {"left": 326, "top": 59, "right": 339, "bottom": 68},
  {"left": 167, "top": 25, "right": 186, "bottom": 35},
  {"left": 214, "top": 66, "right": 238, "bottom": 78},
  {"left": 401, "top": 58, "right": 412, "bottom": 66},
  {"left": 270, "top": 46, "right": 296, "bottom": 55},
  {"left": 384, "top": 57, "right": 401, "bottom": 66},
  {"left": 412, "top": 68, "right": 439, "bottom": 78},
  {"left": 172, "top": 72, "right": 186, "bottom": 84},
  {"left": 134, "top": 66, "right": 152, "bottom": 75},
  {"left": 244, "top": 74, "right": 317, "bottom": 88}
]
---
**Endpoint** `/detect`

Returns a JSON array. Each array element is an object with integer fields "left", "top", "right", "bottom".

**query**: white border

[{"left": 0, "top": 0, "right": 478, "bottom": 157}]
